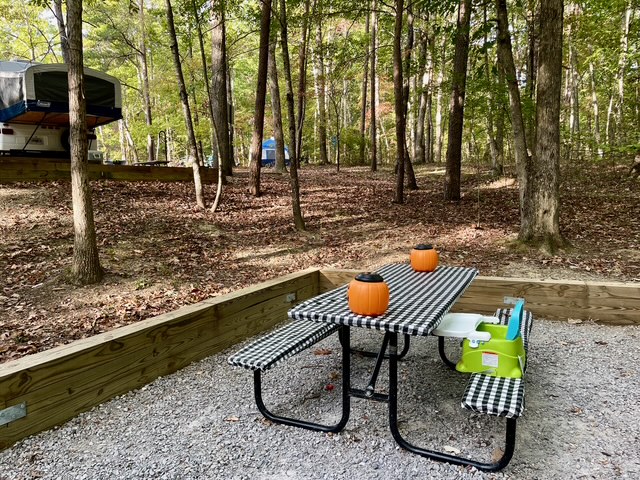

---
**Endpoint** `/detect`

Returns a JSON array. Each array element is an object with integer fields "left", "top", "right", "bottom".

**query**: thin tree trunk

[
  {"left": 521, "top": 0, "right": 567, "bottom": 252},
  {"left": 268, "top": 37, "right": 286, "bottom": 173},
  {"left": 434, "top": 36, "right": 446, "bottom": 164},
  {"left": 166, "top": 0, "right": 205, "bottom": 208},
  {"left": 67, "top": 0, "right": 103, "bottom": 284},
  {"left": 249, "top": 0, "right": 272, "bottom": 196},
  {"left": 568, "top": 25, "right": 580, "bottom": 161},
  {"left": 192, "top": 0, "right": 214, "bottom": 158},
  {"left": 52, "top": 0, "right": 69, "bottom": 64},
  {"left": 227, "top": 68, "right": 235, "bottom": 173},
  {"left": 138, "top": 0, "right": 155, "bottom": 163},
  {"left": 484, "top": 4, "right": 502, "bottom": 174},
  {"left": 588, "top": 53, "right": 601, "bottom": 155},
  {"left": 370, "top": 0, "right": 378, "bottom": 171},
  {"left": 295, "top": 0, "right": 311, "bottom": 164},
  {"left": 359, "top": 6, "right": 370, "bottom": 166},
  {"left": 278, "top": 0, "right": 305, "bottom": 230},
  {"left": 496, "top": 0, "right": 530, "bottom": 213},
  {"left": 402, "top": 6, "right": 417, "bottom": 190},
  {"left": 393, "top": 0, "right": 406, "bottom": 203},
  {"left": 615, "top": 4, "right": 632, "bottom": 142},
  {"left": 444, "top": 0, "right": 472, "bottom": 201},
  {"left": 415, "top": 32, "right": 428, "bottom": 165},
  {"left": 314, "top": 15, "right": 329, "bottom": 165}
]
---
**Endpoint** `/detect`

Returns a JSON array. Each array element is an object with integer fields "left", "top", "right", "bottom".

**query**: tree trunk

[
  {"left": 370, "top": 0, "right": 378, "bottom": 171},
  {"left": 520, "top": 0, "right": 567, "bottom": 252},
  {"left": 227, "top": 67, "right": 235, "bottom": 173},
  {"left": 615, "top": 4, "right": 632, "bottom": 142},
  {"left": 192, "top": 0, "right": 216, "bottom": 163},
  {"left": 588, "top": 53, "right": 601, "bottom": 154},
  {"left": 444, "top": 0, "right": 471, "bottom": 201},
  {"left": 278, "top": 0, "right": 305, "bottom": 230},
  {"left": 138, "top": 0, "right": 155, "bottom": 163},
  {"left": 568, "top": 23, "right": 580, "bottom": 161},
  {"left": 210, "top": 2, "right": 231, "bottom": 179},
  {"left": 525, "top": 0, "right": 538, "bottom": 147},
  {"left": 52, "top": 1, "right": 69, "bottom": 64},
  {"left": 66, "top": 0, "right": 103, "bottom": 284},
  {"left": 415, "top": 33, "right": 427, "bottom": 165},
  {"left": 249, "top": 0, "right": 272, "bottom": 196},
  {"left": 166, "top": 0, "right": 205, "bottom": 208},
  {"left": 402, "top": 7, "right": 417, "bottom": 190},
  {"left": 268, "top": 37, "right": 287, "bottom": 173},
  {"left": 359, "top": 7, "right": 370, "bottom": 166},
  {"left": 434, "top": 36, "right": 446, "bottom": 164},
  {"left": 484, "top": 4, "right": 502, "bottom": 174},
  {"left": 295, "top": 0, "right": 311, "bottom": 164},
  {"left": 314, "top": 15, "right": 329, "bottom": 165},
  {"left": 496, "top": 0, "right": 530, "bottom": 213},
  {"left": 393, "top": 0, "right": 406, "bottom": 203}
]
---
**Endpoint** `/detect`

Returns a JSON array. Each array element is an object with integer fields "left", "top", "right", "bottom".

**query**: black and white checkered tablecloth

[{"left": 288, "top": 263, "right": 478, "bottom": 337}]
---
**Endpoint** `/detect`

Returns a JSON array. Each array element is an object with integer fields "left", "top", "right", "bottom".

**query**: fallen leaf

[
  {"left": 567, "top": 318, "right": 583, "bottom": 324},
  {"left": 224, "top": 416, "right": 240, "bottom": 422},
  {"left": 314, "top": 348, "right": 333, "bottom": 356},
  {"left": 444, "top": 446, "right": 460, "bottom": 454}
]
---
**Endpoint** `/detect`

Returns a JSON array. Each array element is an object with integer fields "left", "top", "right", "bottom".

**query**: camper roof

[{"left": 0, "top": 60, "right": 122, "bottom": 127}]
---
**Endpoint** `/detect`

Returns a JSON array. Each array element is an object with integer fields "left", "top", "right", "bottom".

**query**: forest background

[{"left": 0, "top": 0, "right": 639, "bottom": 362}]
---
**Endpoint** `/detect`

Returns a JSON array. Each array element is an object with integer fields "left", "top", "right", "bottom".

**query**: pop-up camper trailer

[{"left": 0, "top": 60, "right": 122, "bottom": 157}]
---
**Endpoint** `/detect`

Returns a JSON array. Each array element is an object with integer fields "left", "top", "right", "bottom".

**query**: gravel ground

[{"left": 1, "top": 318, "right": 639, "bottom": 480}]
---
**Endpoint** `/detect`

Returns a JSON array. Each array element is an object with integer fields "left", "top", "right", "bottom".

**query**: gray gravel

[{"left": 1, "top": 318, "right": 639, "bottom": 479}]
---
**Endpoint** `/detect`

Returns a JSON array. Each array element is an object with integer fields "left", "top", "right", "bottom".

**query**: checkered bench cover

[
  {"left": 461, "top": 308, "right": 533, "bottom": 419},
  {"left": 228, "top": 320, "right": 340, "bottom": 372}
]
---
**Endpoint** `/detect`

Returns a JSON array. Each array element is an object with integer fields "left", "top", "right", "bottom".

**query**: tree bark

[
  {"left": 138, "top": 0, "right": 155, "bottom": 163},
  {"left": 268, "top": 37, "right": 287, "bottom": 173},
  {"left": 295, "top": 0, "right": 311, "bottom": 163},
  {"left": 359, "top": 6, "right": 370, "bottom": 166},
  {"left": 588, "top": 52, "right": 601, "bottom": 154},
  {"left": 496, "top": 0, "right": 530, "bottom": 212},
  {"left": 484, "top": 4, "right": 502, "bottom": 174},
  {"left": 314, "top": 14, "right": 329, "bottom": 165},
  {"left": 444, "top": 0, "right": 471, "bottom": 201},
  {"left": 520, "top": 0, "right": 567, "bottom": 252},
  {"left": 249, "top": 0, "right": 272, "bottom": 196},
  {"left": 370, "top": 0, "right": 378, "bottom": 171},
  {"left": 402, "top": 6, "right": 417, "bottom": 190},
  {"left": 52, "top": 0, "right": 69, "bottom": 64},
  {"left": 210, "top": 2, "right": 231, "bottom": 179},
  {"left": 278, "top": 0, "right": 305, "bottom": 230},
  {"left": 393, "top": 0, "right": 406, "bottom": 203},
  {"left": 67, "top": 0, "right": 103, "bottom": 284},
  {"left": 434, "top": 36, "right": 446, "bottom": 164},
  {"left": 415, "top": 30, "right": 429, "bottom": 165},
  {"left": 166, "top": 0, "right": 205, "bottom": 208}
]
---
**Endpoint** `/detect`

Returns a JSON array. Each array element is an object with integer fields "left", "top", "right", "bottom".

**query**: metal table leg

[
  {"left": 254, "top": 325, "right": 351, "bottom": 433},
  {"left": 388, "top": 333, "right": 517, "bottom": 472}
]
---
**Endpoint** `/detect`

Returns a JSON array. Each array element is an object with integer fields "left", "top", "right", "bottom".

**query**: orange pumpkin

[
  {"left": 348, "top": 272, "right": 390, "bottom": 316},
  {"left": 410, "top": 244, "right": 439, "bottom": 272}
]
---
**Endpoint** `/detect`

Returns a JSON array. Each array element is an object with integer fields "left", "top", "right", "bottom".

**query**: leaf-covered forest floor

[{"left": 1, "top": 162, "right": 638, "bottom": 363}]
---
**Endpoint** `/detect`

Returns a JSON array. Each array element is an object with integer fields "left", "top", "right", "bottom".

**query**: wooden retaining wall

[
  {"left": 0, "top": 157, "right": 217, "bottom": 183},
  {"left": 1, "top": 267, "right": 638, "bottom": 450},
  {"left": 0, "top": 269, "right": 317, "bottom": 450}
]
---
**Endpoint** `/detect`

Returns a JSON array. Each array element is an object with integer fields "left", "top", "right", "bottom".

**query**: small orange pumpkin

[
  {"left": 348, "top": 272, "right": 390, "bottom": 316},
  {"left": 410, "top": 244, "right": 439, "bottom": 272}
]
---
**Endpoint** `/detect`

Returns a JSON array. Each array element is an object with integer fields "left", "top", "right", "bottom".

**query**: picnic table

[{"left": 230, "top": 263, "right": 532, "bottom": 471}]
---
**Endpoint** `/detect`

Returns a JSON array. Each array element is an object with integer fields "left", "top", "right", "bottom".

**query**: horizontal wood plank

[
  {"left": 319, "top": 269, "right": 640, "bottom": 325},
  {"left": 0, "top": 269, "right": 319, "bottom": 450},
  {"left": 0, "top": 158, "right": 217, "bottom": 183}
]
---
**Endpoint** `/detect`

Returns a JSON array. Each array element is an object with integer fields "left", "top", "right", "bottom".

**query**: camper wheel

[{"left": 61, "top": 129, "right": 71, "bottom": 152}]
